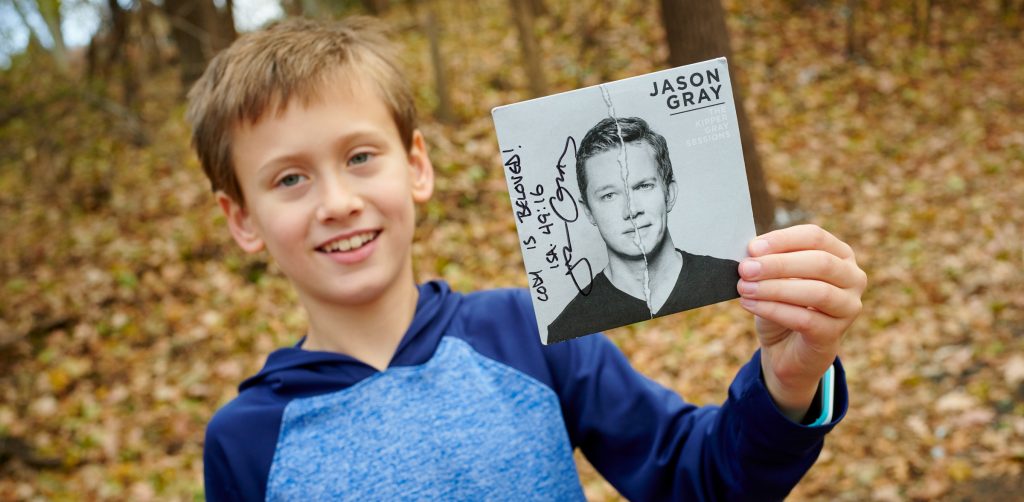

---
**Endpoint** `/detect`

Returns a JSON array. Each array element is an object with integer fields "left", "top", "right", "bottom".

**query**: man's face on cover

[{"left": 582, "top": 141, "right": 677, "bottom": 260}]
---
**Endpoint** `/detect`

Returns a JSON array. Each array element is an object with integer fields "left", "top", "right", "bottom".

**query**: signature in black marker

[{"left": 550, "top": 136, "right": 594, "bottom": 296}]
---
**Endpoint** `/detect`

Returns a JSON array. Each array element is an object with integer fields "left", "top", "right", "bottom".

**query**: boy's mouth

[{"left": 317, "top": 231, "right": 380, "bottom": 253}]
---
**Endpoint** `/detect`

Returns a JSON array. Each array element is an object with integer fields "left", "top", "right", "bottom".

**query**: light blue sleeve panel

[
  {"left": 265, "top": 337, "right": 585, "bottom": 501},
  {"left": 808, "top": 364, "right": 836, "bottom": 427}
]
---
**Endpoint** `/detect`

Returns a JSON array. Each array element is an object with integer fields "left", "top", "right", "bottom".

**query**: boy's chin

[{"left": 299, "top": 273, "right": 412, "bottom": 308}]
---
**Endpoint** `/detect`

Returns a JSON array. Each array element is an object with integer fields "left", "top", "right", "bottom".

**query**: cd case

[{"left": 491, "top": 58, "right": 756, "bottom": 344}]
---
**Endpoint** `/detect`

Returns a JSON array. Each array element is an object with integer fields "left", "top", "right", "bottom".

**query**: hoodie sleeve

[
  {"left": 203, "top": 419, "right": 243, "bottom": 502},
  {"left": 542, "top": 327, "right": 848, "bottom": 501},
  {"left": 202, "top": 393, "right": 287, "bottom": 502}
]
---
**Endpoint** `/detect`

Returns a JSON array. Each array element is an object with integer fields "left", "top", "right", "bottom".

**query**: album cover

[{"left": 492, "top": 57, "right": 755, "bottom": 344}]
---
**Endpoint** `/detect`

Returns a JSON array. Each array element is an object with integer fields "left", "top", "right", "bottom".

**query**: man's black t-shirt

[{"left": 546, "top": 250, "right": 740, "bottom": 343}]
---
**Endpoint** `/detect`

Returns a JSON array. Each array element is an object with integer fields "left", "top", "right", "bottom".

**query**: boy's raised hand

[{"left": 736, "top": 224, "right": 867, "bottom": 422}]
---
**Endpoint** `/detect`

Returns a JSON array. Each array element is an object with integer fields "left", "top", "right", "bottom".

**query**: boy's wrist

[
  {"left": 761, "top": 362, "right": 821, "bottom": 423},
  {"left": 761, "top": 358, "right": 839, "bottom": 426}
]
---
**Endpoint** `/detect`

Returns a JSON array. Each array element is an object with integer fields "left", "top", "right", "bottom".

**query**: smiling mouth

[{"left": 317, "top": 231, "right": 380, "bottom": 253}]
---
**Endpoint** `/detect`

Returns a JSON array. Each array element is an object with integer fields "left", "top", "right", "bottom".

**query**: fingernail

[
  {"left": 738, "top": 280, "right": 758, "bottom": 295},
  {"left": 739, "top": 298, "right": 758, "bottom": 309},
  {"left": 739, "top": 260, "right": 762, "bottom": 278},
  {"left": 750, "top": 239, "right": 770, "bottom": 255}
]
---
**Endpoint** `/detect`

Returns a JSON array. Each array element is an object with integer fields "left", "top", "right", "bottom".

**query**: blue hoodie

[{"left": 204, "top": 281, "right": 847, "bottom": 501}]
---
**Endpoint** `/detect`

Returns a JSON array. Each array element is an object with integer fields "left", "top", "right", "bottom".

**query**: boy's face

[
  {"left": 219, "top": 78, "right": 433, "bottom": 307},
  {"left": 581, "top": 141, "right": 677, "bottom": 260}
]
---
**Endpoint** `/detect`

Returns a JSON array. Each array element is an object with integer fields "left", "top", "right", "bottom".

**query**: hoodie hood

[{"left": 237, "top": 281, "right": 462, "bottom": 397}]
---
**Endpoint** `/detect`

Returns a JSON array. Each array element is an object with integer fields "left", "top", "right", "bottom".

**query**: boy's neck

[{"left": 298, "top": 278, "right": 420, "bottom": 371}]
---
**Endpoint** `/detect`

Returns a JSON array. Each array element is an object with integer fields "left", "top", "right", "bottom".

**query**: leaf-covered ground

[{"left": 1, "top": 0, "right": 1022, "bottom": 500}]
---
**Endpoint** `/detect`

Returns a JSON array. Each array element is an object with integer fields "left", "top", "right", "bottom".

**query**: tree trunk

[
  {"left": 914, "top": 0, "right": 933, "bottom": 44},
  {"left": 362, "top": 0, "right": 389, "bottom": 15},
  {"left": 164, "top": 0, "right": 209, "bottom": 86},
  {"left": 218, "top": 0, "right": 237, "bottom": 47},
  {"left": 508, "top": 0, "right": 547, "bottom": 98},
  {"left": 282, "top": 0, "right": 302, "bottom": 16},
  {"left": 162, "top": 0, "right": 234, "bottom": 86},
  {"left": 35, "top": 0, "right": 68, "bottom": 71},
  {"left": 105, "top": 0, "right": 139, "bottom": 106},
  {"left": 106, "top": 0, "right": 129, "bottom": 65},
  {"left": 425, "top": 5, "right": 454, "bottom": 123},
  {"left": 138, "top": 0, "right": 165, "bottom": 73},
  {"left": 845, "top": 0, "right": 859, "bottom": 59},
  {"left": 301, "top": 0, "right": 321, "bottom": 17},
  {"left": 9, "top": 0, "right": 45, "bottom": 51},
  {"left": 14, "top": 0, "right": 67, "bottom": 71},
  {"left": 527, "top": 0, "right": 548, "bottom": 18},
  {"left": 659, "top": 0, "right": 775, "bottom": 233}
]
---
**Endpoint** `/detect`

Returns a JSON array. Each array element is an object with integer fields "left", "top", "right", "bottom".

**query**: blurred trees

[
  {"left": 6, "top": 0, "right": 69, "bottom": 71},
  {"left": 3, "top": 0, "right": 1021, "bottom": 219},
  {"left": 33, "top": 0, "right": 67, "bottom": 69},
  {"left": 162, "top": 0, "right": 237, "bottom": 86},
  {"left": 509, "top": 0, "right": 548, "bottom": 97},
  {"left": 2, "top": 0, "right": 235, "bottom": 89},
  {"left": 423, "top": 3, "right": 454, "bottom": 123}
]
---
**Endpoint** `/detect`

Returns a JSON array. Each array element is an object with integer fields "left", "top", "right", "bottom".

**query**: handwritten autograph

[{"left": 550, "top": 136, "right": 594, "bottom": 296}]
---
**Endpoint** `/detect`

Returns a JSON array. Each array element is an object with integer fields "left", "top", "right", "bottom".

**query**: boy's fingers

[
  {"left": 739, "top": 250, "right": 867, "bottom": 291},
  {"left": 739, "top": 298, "right": 847, "bottom": 347},
  {"left": 737, "top": 278, "right": 862, "bottom": 320},
  {"left": 749, "top": 224, "right": 855, "bottom": 260}
]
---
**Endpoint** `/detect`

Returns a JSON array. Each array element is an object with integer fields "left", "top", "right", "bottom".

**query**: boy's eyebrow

[
  {"left": 329, "top": 130, "right": 389, "bottom": 153},
  {"left": 253, "top": 130, "right": 387, "bottom": 177},
  {"left": 256, "top": 153, "right": 310, "bottom": 178}
]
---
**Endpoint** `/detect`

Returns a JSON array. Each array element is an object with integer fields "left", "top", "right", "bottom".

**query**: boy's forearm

[
  {"left": 761, "top": 359, "right": 821, "bottom": 422},
  {"left": 560, "top": 335, "right": 846, "bottom": 500},
  {"left": 712, "top": 350, "right": 847, "bottom": 500}
]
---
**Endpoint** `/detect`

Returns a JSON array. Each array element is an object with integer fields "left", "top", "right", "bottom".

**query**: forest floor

[{"left": 1, "top": 0, "right": 1022, "bottom": 500}]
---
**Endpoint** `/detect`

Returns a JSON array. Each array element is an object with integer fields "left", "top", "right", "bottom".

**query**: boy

[{"left": 188, "top": 18, "right": 866, "bottom": 501}]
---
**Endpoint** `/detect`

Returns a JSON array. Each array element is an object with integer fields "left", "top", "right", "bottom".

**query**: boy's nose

[{"left": 315, "top": 177, "right": 364, "bottom": 222}]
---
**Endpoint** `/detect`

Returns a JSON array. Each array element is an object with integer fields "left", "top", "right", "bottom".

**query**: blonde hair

[{"left": 186, "top": 17, "right": 417, "bottom": 205}]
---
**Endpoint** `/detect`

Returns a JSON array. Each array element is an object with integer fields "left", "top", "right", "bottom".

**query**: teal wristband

[{"left": 807, "top": 364, "right": 835, "bottom": 427}]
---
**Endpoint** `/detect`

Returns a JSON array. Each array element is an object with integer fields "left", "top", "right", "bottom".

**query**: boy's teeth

[{"left": 323, "top": 232, "right": 375, "bottom": 252}]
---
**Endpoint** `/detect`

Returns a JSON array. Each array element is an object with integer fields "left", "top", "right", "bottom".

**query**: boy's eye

[
  {"left": 634, "top": 182, "right": 655, "bottom": 191},
  {"left": 599, "top": 192, "right": 616, "bottom": 201},
  {"left": 277, "top": 173, "right": 305, "bottom": 187},
  {"left": 350, "top": 152, "right": 372, "bottom": 165}
]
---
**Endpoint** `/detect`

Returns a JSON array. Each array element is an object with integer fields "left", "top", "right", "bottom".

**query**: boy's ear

[
  {"left": 216, "top": 191, "right": 265, "bottom": 254},
  {"left": 407, "top": 130, "right": 434, "bottom": 203}
]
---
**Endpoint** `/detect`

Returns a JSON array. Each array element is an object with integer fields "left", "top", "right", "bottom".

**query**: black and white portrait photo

[
  {"left": 544, "top": 116, "right": 740, "bottom": 343},
  {"left": 493, "top": 58, "right": 756, "bottom": 344}
]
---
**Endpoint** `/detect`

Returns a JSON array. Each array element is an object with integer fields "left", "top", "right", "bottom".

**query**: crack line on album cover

[{"left": 599, "top": 85, "right": 654, "bottom": 318}]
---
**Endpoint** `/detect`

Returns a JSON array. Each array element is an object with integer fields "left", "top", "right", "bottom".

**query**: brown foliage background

[{"left": 1, "top": 0, "right": 1022, "bottom": 499}]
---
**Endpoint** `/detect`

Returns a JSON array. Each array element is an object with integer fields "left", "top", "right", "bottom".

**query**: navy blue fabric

[{"left": 204, "top": 280, "right": 848, "bottom": 501}]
